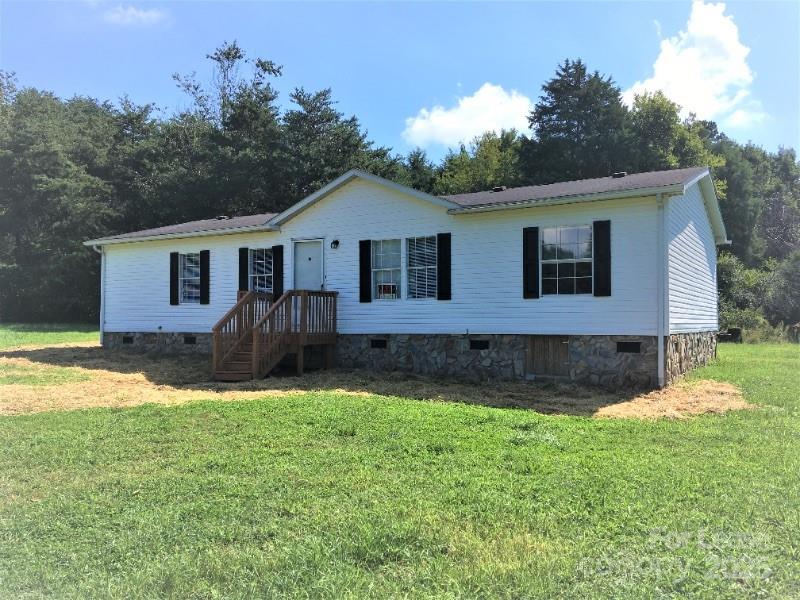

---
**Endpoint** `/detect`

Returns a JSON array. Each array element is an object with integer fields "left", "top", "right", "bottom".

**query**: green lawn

[
  {"left": 0, "top": 323, "right": 98, "bottom": 349},
  {"left": 0, "top": 343, "right": 798, "bottom": 598}
]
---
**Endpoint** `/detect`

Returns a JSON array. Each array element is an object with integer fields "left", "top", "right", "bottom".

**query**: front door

[{"left": 294, "top": 240, "right": 324, "bottom": 290}]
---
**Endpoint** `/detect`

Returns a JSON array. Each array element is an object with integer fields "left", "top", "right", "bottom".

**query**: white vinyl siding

[
  {"left": 102, "top": 178, "right": 663, "bottom": 335},
  {"left": 667, "top": 185, "right": 719, "bottom": 332}
]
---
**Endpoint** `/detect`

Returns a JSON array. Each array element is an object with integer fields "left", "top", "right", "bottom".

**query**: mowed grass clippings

[
  {"left": 0, "top": 339, "right": 797, "bottom": 598},
  {"left": 0, "top": 342, "right": 750, "bottom": 418}
]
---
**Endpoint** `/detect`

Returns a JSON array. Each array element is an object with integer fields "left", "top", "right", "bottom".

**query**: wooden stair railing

[
  {"left": 212, "top": 291, "right": 273, "bottom": 373},
  {"left": 251, "top": 290, "right": 339, "bottom": 379}
]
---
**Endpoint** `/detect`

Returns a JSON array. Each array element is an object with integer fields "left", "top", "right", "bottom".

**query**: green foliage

[
  {"left": 0, "top": 344, "right": 798, "bottom": 596},
  {"left": 0, "top": 85, "right": 116, "bottom": 321},
  {"left": 399, "top": 148, "right": 437, "bottom": 193},
  {"left": 521, "top": 59, "right": 630, "bottom": 183},
  {"left": 0, "top": 44, "right": 402, "bottom": 321},
  {"left": 434, "top": 130, "right": 522, "bottom": 194},
  {"left": 741, "top": 321, "right": 787, "bottom": 344},
  {"left": 0, "top": 363, "right": 90, "bottom": 385},
  {"left": 0, "top": 323, "right": 98, "bottom": 349},
  {"left": 764, "top": 250, "right": 800, "bottom": 325},
  {"left": 0, "top": 52, "right": 798, "bottom": 324},
  {"left": 628, "top": 91, "right": 681, "bottom": 171}
]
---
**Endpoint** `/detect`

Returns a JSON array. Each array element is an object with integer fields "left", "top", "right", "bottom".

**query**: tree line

[{"left": 1, "top": 44, "right": 797, "bottom": 329}]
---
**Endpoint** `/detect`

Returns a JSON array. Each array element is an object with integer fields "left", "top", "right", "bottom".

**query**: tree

[
  {"left": 435, "top": 130, "right": 523, "bottom": 195},
  {"left": 0, "top": 87, "right": 116, "bottom": 320},
  {"left": 401, "top": 148, "right": 437, "bottom": 193},
  {"left": 757, "top": 148, "right": 800, "bottom": 261},
  {"left": 1, "top": 52, "right": 798, "bottom": 326},
  {"left": 764, "top": 251, "right": 800, "bottom": 325},
  {"left": 281, "top": 88, "right": 400, "bottom": 201},
  {"left": 628, "top": 91, "right": 681, "bottom": 171},
  {"left": 521, "top": 59, "right": 630, "bottom": 184}
]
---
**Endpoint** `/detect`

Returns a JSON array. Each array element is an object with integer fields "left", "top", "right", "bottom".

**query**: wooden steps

[
  {"left": 214, "top": 369, "right": 253, "bottom": 381},
  {"left": 212, "top": 290, "right": 338, "bottom": 382}
]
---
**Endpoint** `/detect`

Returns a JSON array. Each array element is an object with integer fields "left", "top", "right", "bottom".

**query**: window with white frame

[
  {"left": 407, "top": 236, "right": 437, "bottom": 299},
  {"left": 179, "top": 252, "right": 201, "bottom": 303},
  {"left": 372, "top": 239, "right": 401, "bottom": 299},
  {"left": 249, "top": 248, "right": 273, "bottom": 293},
  {"left": 541, "top": 225, "right": 593, "bottom": 295}
]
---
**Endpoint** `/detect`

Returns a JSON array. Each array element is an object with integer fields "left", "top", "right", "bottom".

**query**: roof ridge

[{"left": 442, "top": 166, "right": 708, "bottom": 199}]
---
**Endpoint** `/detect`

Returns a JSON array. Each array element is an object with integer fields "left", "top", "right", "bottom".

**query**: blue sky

[{"left": 1, "top": 1, "right": 798, "bottom": 161}]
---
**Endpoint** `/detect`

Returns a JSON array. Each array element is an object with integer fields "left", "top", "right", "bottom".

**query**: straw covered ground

[{"left": 0, "top": 341, "right": 749, "bottom": 418}]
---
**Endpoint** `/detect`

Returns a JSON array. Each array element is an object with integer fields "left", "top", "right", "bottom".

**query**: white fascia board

[
  {"left": 268, "top": 169, "right": 459, "bottom": 226},
  {"left": 694, "top": 174, "right": 729, "bottom": 245},
  {"left": 445, "top": 184, "right": 686, "bottom": 215},
  {"left": 83, "top": 223, "right": 280, "bottom": 247}
]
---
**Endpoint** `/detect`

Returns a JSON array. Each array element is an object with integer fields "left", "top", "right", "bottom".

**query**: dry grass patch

[
  {"left": 0, "top": 342, "right": 750, "bottom": 418},
  {"left": 594, "top": 380, "right": 750, "bottom": 419}
]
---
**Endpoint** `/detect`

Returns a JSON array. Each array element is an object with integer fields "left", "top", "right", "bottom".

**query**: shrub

[
  {"left": 719, "top": 306, "right": 768, "bottom": 331},
  {"left": 742, "top": 322, "right": 787, "bottom": 344}
]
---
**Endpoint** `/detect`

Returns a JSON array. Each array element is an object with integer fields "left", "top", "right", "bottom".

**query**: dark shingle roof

[
  {"left": 88, "top": 167, "right": 712, "bottom": 245},
  {"left": 443, "top": 167, "right": 708, "bottom": 208},
  {"left": 96, "top": 213, "right": 277, "bottom": 242}
]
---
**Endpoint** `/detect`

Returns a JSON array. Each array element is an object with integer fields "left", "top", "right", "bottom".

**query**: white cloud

[
  {"left": 103, "top": 5, "right": 166, "bottom": 26},
  {"left": 402, "top": 83, "right": 533, "bottom": 148},
  {"left": 624, "top": 1, "right": 766, "bottom": 128}
]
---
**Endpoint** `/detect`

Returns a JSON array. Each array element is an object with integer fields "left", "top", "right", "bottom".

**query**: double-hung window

[
  {"left": 249, "top": 248, "right": 273, "bottom": 293},
  {"left": 372, "top": 239, "right": 401, "bottom": 299},
  {"left": 179, "top": 253, "right": 201, "bottom": 303},
  {"left": 407, "top": 236, "right": 437, "bottom": 299},
  {"left": 541, "top": 225, "right": 593, "bottom": 295}
]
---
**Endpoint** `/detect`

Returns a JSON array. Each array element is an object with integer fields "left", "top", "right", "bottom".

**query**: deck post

[
  {"left": 297, "top": 291, "right": 308, "bottom": 375},
  {"left": 251, "top": 328, "right": 260, "bottom": 379},
  {"left": 213, "top": 333, "right": 221, "bottom": 371},
  {"left": 300, "top": 291, "right": 308, "bottom": 344}
]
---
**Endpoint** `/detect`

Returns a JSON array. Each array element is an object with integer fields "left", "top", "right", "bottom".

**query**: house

[{"left": 84, "top": 166, "right": 728, "bottom": 388}]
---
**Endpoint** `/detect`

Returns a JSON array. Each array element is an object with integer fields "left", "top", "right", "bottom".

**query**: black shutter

[
  {"left": 169, "top": 252, "right": 179, "bottom": 305},
  {"left": 436, "top": 232, "right": 451, "bottom": 300},
  {"left": 593, "top": 220, "right": 611, "bottom": 296},
  {"left": 522, "top": 227, "right": 539, "bottom": 299},
  {"left": 238, "top": 247, "right": 249, "bottom": 292},
  {"left": 272, "top": 245, "right": 284, "bottom": 297},
  {"left": 359, "top": 240, "right": 372, "bottom": 303},
  {"left": 200, "top": 250, "right": 210, "bottom": 304}
]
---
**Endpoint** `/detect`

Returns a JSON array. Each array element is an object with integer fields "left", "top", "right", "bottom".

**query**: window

[
  {"left": 372, "top": 239, "right": 401, "bottom": 299},
  {"left": 370, "top": 338, "right": 388, "bottom": 349},
  {"left": 407, "top": 236, "right": 437, "bottom": 299},
  {"left": 179, "top": 253, "right": 201, "bottom": 303},
  {"left": 541, "top": 225, "right": 592, "bottom": 295},
  {"left": 249, "top": 248, "right": 273, "bottom": 293}
]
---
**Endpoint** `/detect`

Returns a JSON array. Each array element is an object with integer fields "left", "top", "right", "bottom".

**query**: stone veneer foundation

[
  {"left": 103, "top": 330, "right": 717, "bottom": 389},
  {"left": 104, "top": 331, "right": 213, "bottom": 354},
  {"left": 664, "top": 331, "right": 717, "bottom": 385},
  {"left": 335, "top": 334, "right": 660, "bottom": 388}
]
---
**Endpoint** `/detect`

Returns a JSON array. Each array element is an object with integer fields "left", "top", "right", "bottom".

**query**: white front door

[{"left": 294, "top": 240, "right": 324, "bottom": 290}]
